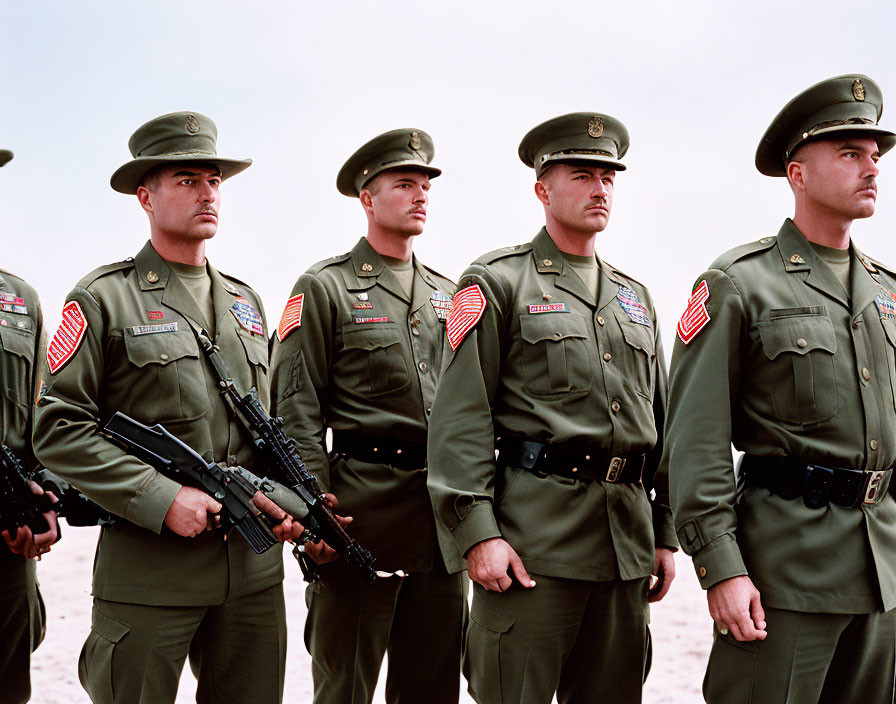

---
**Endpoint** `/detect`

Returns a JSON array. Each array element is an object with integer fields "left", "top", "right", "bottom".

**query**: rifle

[
  {"left": 194, "top": 333, "right": 377, "bottom": 583},
  {"left": 102, "top": 412, "right": 311, "bottom": 560},
  {"left": 0, "top": 443, "right": 53, "bottom": 536}
]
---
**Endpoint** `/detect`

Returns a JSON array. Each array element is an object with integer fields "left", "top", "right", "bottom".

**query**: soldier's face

[
  {"left": 796, "top": 136, "right": 880, "bottom": 220},
  {"left": 363, "top": 169, "right": 431, "bottom": 237},
  {"left": 138, "top": 164, "right": 222, "bottom": 242},
  {"left": 538, "top": 164, "right": 615, "bottom": 235}
]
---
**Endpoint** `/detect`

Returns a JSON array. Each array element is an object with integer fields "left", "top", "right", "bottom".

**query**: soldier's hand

[
  {"left": 164, "top": 486, "right": 222, "bottom": 538},
  {"left": 252, "top": 490, "right": 305, "bottom": 542},
  {"left": 648, "top": 547, "right": 676, "bottom": 603},
  {"left": 301, "top": 507, "right": 354, "bottom": 565},
  {"left": 707, "top": 575, "right": 767, "bottom": 642},
  {"left": 466, "top": 537, "right": 536, "bottom": 592},
  {"left": 2, "top": 483, "right": 61, "bottom": 559}
]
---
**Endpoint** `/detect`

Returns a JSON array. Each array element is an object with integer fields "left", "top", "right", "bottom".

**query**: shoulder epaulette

[
  {"left": 419, "top": 261, "right": 455, "bottom": 286},
  {"left": 76, "top": 259, "right": 135, "bottom": 289},
  {"left": 218, "top": 270, "right": 254, "bottom": 290},
  {"left": 472, "top": 243, "right": 534, "bottom": 267},
  {"left": 710, "top": 236, "right": 777, "bottom": 271},
  {"left": 307, "top": 251, "right": 352, "bottom": 276},
  {"left": 602, "top": 260, "right": 649, "bottom": 290},
  {"left": 865, "top": 255, "right": 896, "bottom": 277}
]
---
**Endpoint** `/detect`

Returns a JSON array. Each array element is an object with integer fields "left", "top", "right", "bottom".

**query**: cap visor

[{"left": 110, "top": 155, "right": 252, "bottom": 194}]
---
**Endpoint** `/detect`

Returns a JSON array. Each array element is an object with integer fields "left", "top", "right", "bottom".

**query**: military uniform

[
  {"left": 31, "top": 114, "right": 286, "bottom": 704},
  {"left": 427, "top": 114, "right": 675, "bottom": 704},
  {"left": 0, "top": 252, "right": 47, "bottom": 704},
  {"left": 665, "top": 75, "right": 896, "bottom": 703},
  {"left": 270, "top": 129, "right": 463, "bottom": 704}
]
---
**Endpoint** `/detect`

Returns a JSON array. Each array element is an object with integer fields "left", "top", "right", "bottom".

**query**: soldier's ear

[
  {"left": 786, "top": 161, "right": 806, "bottom": 192},
  {"left": 534, "top": 180, "right": 551, "bottom": 206},
  {"left": 359, "top": 189, "right": 374, "bottom": 210},
  {"left": 136, "top": 186, "right": 154, "bottom": 214}
]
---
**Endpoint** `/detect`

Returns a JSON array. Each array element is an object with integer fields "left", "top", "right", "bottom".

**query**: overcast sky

[{"left": 2, "top": 1, "right": 895, "bottom": 348}]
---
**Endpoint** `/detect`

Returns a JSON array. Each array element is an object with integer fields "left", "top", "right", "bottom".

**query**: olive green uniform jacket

[
  {"left": 32, "top": 241, "right": 282, "bottom": 606},
  {"left": 427, "top": 229, "right": 676, "bottom": 581},
  {"left": 666, "top": 219, "right": 896, "bottom": 614},
  {"left": 270, "top": 237, "right": 455, "bottom": 572},
  {"left": 0, "top": 269, "right": 44, "bottom": 591}
]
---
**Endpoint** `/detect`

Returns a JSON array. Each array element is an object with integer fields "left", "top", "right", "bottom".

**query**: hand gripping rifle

[{"left": 194, "top": 332, "right": 377, "bottom": 583}]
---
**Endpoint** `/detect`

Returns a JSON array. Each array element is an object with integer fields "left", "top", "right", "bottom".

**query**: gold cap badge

[
  {"left": 853, "top": 79, "right": 866, "bottom": 102},
  {"left": 409, "top": 131, "right": 422, "bottom": 151},
  {"left": 185, "top": 114, "right": 200, "bottom": 134},
  {"left": 587, "top": 116, "right": 604, "bottom": 138}
]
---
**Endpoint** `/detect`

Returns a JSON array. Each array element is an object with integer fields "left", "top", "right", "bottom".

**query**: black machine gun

[
  {"left": 194, "top": 333, "right": 377, "bottom": 583},
  {"left": 102, "top": 412, "right": 310, "bottom": 557}
]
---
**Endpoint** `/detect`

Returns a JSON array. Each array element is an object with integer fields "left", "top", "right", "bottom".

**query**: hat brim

[
  {"left": 536, "top": 154, "right": 627, "bottom": 177},
  {"left": 110, "top": 155, "right": 252, "bottom": 194},
  {"left": 337, "top": 160, "right": 442, "bottom": 198},
  {"left": 757, "top": 124, "right": 896, "bottom": 177},
  {"left": 0, "top": 150, "right": 13, "bottom": 168}
]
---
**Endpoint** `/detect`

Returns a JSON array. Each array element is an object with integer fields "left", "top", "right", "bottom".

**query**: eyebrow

[{"left": 172, "top": 169, "right": 222, "bottom": 178}]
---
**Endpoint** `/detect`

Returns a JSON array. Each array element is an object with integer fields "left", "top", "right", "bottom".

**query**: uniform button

[
  {"left": 603, "top": 353, "right": 612, "bottom": 362},
  {"left": 160, "top": 353, "right": 169, "bottom": 361},
  {"left": 796, "top": 338, "right": 807, "bottom": 348},
  {"left": 418, "top": 361, "right": 428, "bottom": 372},
  {"left": 699, "top": 566, "right": 707, "bottom": 578},
  {"left": 426, "top": 407, "right": 432, "bottom": 416},
  {"left": 597, "top": 316, "right": 605, "bottom": 326},
  {"left": 862, "top": 367, "right": 871, "bottom": 381},
  {"left": 853, "top": 318, "right": 862, "bottom": 329},
  {"left": 16, "top": 321, "right": 24, "bottom": 328},
  {"left": 870, "top": 439, "right": 879, "bottom": 451},
  {"left": 553, "top": 332, "right": 562, "bottom": 339},
  {"left": 611, "top": 400, "right": 621, "bottom": 413},
  {"left": 412, "top": 327, "right": 420, "bottom": 336}
]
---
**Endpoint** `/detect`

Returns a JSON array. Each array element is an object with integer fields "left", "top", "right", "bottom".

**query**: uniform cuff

[
  {"left": 691, "top": 534, "right": 748, "bottom": 590},
  {"left": 450, "top": 501, "right": 502, "bottom": 558},
  {"left": 123, "top": 471, "right": 183, "bottom": 534},
  {"left": 652, "top": 504, "right": 679, "bottom": 550}
]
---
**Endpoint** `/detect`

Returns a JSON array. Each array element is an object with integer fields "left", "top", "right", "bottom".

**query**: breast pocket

[
  {"left": 880, "top": 319, "right": 896, "bottom": 412},
  {"left": 340, "top": 323, "right": 410, "bottom": 398},
  {"left": 519, "top": 313, "right": 593, "bottom": 398},
  {"left": 123, "top": 330, "right": 209, "bottom": 422},
  {"left": 0, "top": 327, "right": 36, "bottom": 424},
  {"left": 757, "top": 313, "right": 838, "bottom": 425},
  {"left": 619, "top": 319, "right": 656, "bottom": 400}
]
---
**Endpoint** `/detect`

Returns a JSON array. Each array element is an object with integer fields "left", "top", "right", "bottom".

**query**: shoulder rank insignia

[
  {"left": 430, "top": 290, "right": 452, "bottom": 321},
  {"left": 616, "top": 286, "right": 651, "bottom": 327},
  {"left": 677, "top": 280, "right": 711, "bottom": 345},
  {"left": 447, "top": 285, "right": 487, "bottom": 350},
  {"left": 277, "top": 293, "right": 304, "bottom": 341},
  {"left": 231, "top": 297, "right": 264, "bottom": 335},
  {"left": 48, "top": 300, "right": 88, "bottom": 374},
  {"left": 875, "top": 291, "right": 896, "bottom": 320}
]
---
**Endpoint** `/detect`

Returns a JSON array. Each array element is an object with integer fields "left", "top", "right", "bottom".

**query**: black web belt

[
  {"left": 742, "top": 455, "right": 892, "bottom": 508},
  {"left": 331, "top": 430, "right": 427, "bottom": 470},
  {"left": 495, "top": 437, "right": 646, "bottom": 484}
]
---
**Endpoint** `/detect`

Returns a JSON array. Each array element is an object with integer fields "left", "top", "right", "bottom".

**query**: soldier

[
  {"left": 0, "top": 148, "right": 60, "bottom": 704},
  {"left": 664, "top": 74, "right": 896, "bottom": 703},
  {"left": 32, "top": 112, "right": 300, "bottom": 704},
  {"left": 426, "top": 113, "right": 677, "bottom": 704},
  {"left": 269, "top": 128, "right": 464, "bottom": 703}
]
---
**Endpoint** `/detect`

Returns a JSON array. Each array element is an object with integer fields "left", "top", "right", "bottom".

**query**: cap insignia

[
  {"left": 853, "top": 79, "right": 865, "bottom": 102},
  {"left": 409, "top": 131, "right": 422, "bottom": 151},
  {"left": 185, "top": 114, "right": 201, "bottom": 134},
  {"left": 587, "top": 116, "right": 604, "bottom": 138}
]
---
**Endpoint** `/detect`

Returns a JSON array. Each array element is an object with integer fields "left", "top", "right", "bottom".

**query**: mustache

[{"left": 195, "top": 206, "right": 218, "bottom": 216}]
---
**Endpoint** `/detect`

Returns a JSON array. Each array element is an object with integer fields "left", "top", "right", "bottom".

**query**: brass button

[
  {"left": 571, "top": 467, "right": 578, "bottom": 473},
  {"left": 862, "top": 367, "right": 871, "bottom": 381},
  {"left": 160, "top": 353, "right": 169, "bottom": 361},
  {"left": 597, "top": 315, "right": 605, "bottom": 326},
  {"left": 542, "top": 259, "right": 553, "bottom": 266},
  {"left": 796, "top": 338, "right": 807, "bottom": 348},
  {"left": 870, "top": 439, "right": 879, "bottom": 451},
  {"left": 418, "top": 361, "right": 428, "bottom": 372},
  {"left": 412, "top": 327, "right": 420, "bottom": 336},
  {"left": 603, "top": 353, "right": 612, "bottom": 362},
  {"left": 699, "top": 566, "right": 707, "bottom": 578},
  {"left": 553, "top": 332, "right": 562, "bottom": 339},
  {"left": 611, "top": 400, "right": 621, "bottom": 413},
  {"left": 16, "top": 321, "right": 24, "bottom": 328}
]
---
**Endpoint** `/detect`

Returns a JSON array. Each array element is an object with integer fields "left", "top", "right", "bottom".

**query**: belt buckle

[
  {"left": 606, "top": 457, "right": 626, "bottom": 483},
  {"left": 863, "top": 470, "right": 888, "bottom": 505}
]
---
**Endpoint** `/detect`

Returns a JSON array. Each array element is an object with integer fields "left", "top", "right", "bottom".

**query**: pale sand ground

[{"left": 30, "top": 527, "right": 710, "bottom": 703}]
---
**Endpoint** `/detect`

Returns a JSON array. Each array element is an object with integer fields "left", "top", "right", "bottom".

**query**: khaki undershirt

[
  {"left": 809, "top": 242, "right": 851, "bottom": 298},
  {"left": 169, "top": 260, "right": 216, "bottom": 337},
  {"left": 561, "top": 251, "right": 599, "bottom": 300},
  {"left": 381, "top": 255, "right": 415, "bottom": 299}
]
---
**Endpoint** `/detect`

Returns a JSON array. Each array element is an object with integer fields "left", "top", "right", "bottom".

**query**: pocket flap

[
  {"left": 124, "top": 329, "right": 199, "bottom": 367},
  {"left": 619, "top": 319, "right": 654, "bottom": 353},
  {"left": 341, "top": 323, "right": 402, "bottom": 351},
  {"left": 470, "top": 595, "right": 515, "bottom": 633},
  {"left": 758, "top": 315, "right": 837, "bottom": 360},
  {"left": 0, "top": 327, "right": 35, "bottom": 358},
  {"left": 91, "top": 610, "right": 129, "bottom": 644},
  {"left": 520, "top": 312, "right": 588, "bottom": 344},
  {"left": 238, "top": 333, "right": 269, "bottom": 370}
]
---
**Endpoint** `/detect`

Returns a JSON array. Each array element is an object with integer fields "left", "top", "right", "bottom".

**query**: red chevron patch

[
  {"left": 677, "top": 280, "right": 710, "bottom": 345},
  {"left": 48, "top": 300, "right": 88, "bottom": 374},
  {"left": 447, "top": 285, "right": 486, "bottom": 350}
]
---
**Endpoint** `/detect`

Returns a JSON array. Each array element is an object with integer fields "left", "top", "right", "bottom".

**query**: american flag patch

[
  {"left": 447, "top": 285, "right": 487, "bottom": 350},
  {"left": 616, "top": 286, "right": 651, "bottom": 326},
  {"left": 677, "top": 280, "right": 711, "bottom": 345},
  {"left": 47, "top": 300, "right": 88, "bottom": 374},
  {"left": 277, "top": 294, "right": 304, "bottom": 341},
  {"left": 875, "top": 291, "right": 896, "bottom": 320}
]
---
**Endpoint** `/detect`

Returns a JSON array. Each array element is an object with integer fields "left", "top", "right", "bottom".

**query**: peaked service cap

[
  {"left": 337, "top": 128, "right": 441, "bottom": 197},
  {"left": 519, "top": 112, "right": 629, "bottom": 177},
  {"left": 756, "top": 74, "right": 896, "bottom": 176},
  {"left": 110, "top": 111, "right": 252, "bottom": 194},
  {"left": 0, "top": 150, "right": 12, "bottom": 167}
]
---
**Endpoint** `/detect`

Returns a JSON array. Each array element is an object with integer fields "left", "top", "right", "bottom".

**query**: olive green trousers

[
  {"left": 0, "top": 559, "right": 45, "bottom": 704},
  {"left": 304, "top": 567, "right": 465, "bottom": 704},
  {"left": 465, "top": 575, "right": 651, "bottom": 704},
  {"left": 78, "top": 584, "right": 286, "bottom": 704},
  {"left": 703, "top": 606, "right": 896, "bottom": 703}
]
